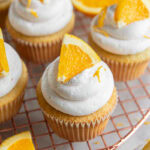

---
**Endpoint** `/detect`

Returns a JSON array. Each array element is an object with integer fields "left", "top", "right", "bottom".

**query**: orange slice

[
  {"left": 0, "top": 28, "right": 9, "bottom": 77},
  {"left": 71, "top": 0, "right": 118, "bottom": 16},
  {"left": 115, "top": 0, "right": 150, "bottom": 27},
  {"left": 57, "top": 34, "right": 101, "bottom": 83},
  {"left": 0, "top": 131, "right": 35, "bottom": 150},
  {"left": 143, "top": 140, "right": 150, "bottom": 150}
]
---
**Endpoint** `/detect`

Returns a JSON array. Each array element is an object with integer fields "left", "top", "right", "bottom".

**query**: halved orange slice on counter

[
  {"left": 0, "top": 28, "right": 9, "bottom": 77},
  {"left": 0, "top": 131, "right": 35, "bottom": 150},
  {"left": 71, "top": 0, "right": 118, "bottom": 16},
  {"left": 57, "top": 34, "right": 101, "bottom": 83},
  {"left": 115, "top": 0, "right": 150, "bottom": 27}
]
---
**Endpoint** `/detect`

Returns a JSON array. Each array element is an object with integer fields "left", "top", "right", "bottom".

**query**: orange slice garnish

[
  {"left": 57, "top": 34, "right": 101, "bottom": 83},
  {"left": 0, "top": 28, "right": 9, "bottom": 77},
  {"left": 0, "top": 131, "right": 35, "bottom": 150},
  {"left": 71, "top": 0, "right": 118, "bottom": 16},
  {"left": 143, "top": 140, "right": 150, "bottom": 150},
  {"left": 115, "top": 0, "right": 150, "bottom": 27}
]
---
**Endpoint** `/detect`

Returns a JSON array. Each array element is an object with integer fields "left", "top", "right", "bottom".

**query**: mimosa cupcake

[
  {"left": 36, "top": 34, "right": 117, "bottom": 141},
  {"left": 6, "top": 0, "right": 75, "bottom": 64},
  {"left": 0, "top": 0, "right": 12, "bottom": 28},
  {"left": 89, "top": 1, "right": 150, "bottom": 81},
  {"left": 0, "top": 29, "right": 28, "bottom": 123}
]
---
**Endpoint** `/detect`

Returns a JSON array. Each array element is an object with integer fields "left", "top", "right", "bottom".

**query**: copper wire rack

[{"left": 0, "top": 10, "right": 150, "bottom": 150}]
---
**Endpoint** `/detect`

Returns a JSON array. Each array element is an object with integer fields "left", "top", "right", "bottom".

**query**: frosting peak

[
  {"left": 41, "top": 58, "right": 114, "bottom": 116},
  {"left": 9, "top": 0, "right": 73, "bottom": 36}
]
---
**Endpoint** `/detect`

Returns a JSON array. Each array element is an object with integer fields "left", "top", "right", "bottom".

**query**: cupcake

[
  {"left": 89, "top": 2, "right": 150, "bottom": 81},
  {"left": 36, "top": 34, "right": 117, "bottom": 141},
  {"left": 0, "top": 29, "right": 28, "bottom": 123},
  {"left": 0, "top": 0, "right": 12, "bottom": 28},
  {"left": 6, "top": 0, "right": 75, "bottom": 64}
]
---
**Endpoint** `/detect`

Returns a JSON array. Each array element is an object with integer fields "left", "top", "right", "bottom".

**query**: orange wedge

[
  {"left": 0, "top": 28, "right": 9, "bottom": 77},
  {"left": 71, "top": 0, "right": 118, "bottom": 16},
  {"left": 57, "top": 34, "right": 101, "bottom": 83},
  {"left": 115, "top": 0, "right": 150, "bottom": 27},
  {"left": 0, "top": 131, "right": 35, "bottom": 150},
  {"left": 143, "top": 140, "right": 150, "bottom": 150}
]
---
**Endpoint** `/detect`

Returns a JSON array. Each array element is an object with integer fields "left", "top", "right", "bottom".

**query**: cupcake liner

[
  {"left": 43, "top": 94, "right": 118, "bottom": 141},
  {"left": 0, "top": 91, "right": 24, "bottom": 123},
  {"left": 37, "top": 80, "right": 117, "bottom": 141},
  {"left": 6, "top": 14, "right": 75, "bottom": 64},
  {"left": 45, "top": 115, "right": 109, "bottom": 141},
  {"left": 12, "top": 37, "right": 63, "bottom": 64},
  {"left": 0, "top": 62, "right": 28, "bottom": 123},
  {"left": 101, "top": 56, "right": 149, "bottom": 81},
  {"left": 89, "top": 35, "right": 150, "bottom": 81},
  {"left": 0, "top": 0, "right": 11, "bottom": 28}
]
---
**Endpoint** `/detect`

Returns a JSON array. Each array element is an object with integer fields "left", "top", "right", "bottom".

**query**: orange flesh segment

[
  {"left": 57, "top": 34, "right": 100, "bottom": 83},
  {"left": 115, "top": 0, "right": 150, "bottom": 26},
  {"left": 58, "top": 44, "right": 93, "bottom": 83},
  {"left": 8, "top": 139, "right": 35, "bottom": 150},
  {"left": 0, "top": 29, "right": 9, "bottom": 76}
]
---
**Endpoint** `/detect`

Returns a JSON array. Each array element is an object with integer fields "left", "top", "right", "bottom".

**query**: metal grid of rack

[{"left": 0, "top": 10, "right": 150, "bottom": 150}]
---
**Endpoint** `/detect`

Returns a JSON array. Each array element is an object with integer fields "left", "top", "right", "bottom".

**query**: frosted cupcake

[
  {"left": 0, "top": 0, "right": 12, "bottom": 28},
  {"left": 0, "top": 29, "right": 28, "bottom": 123},
  {"left": 36, "top": 34, "right": 117, "bottom": 141},
  {"left": 89, "top": 2, "right": 150, "bottom": 81},
  {"left": 6, "top": 0, "right": 75, "bottom": 64}
]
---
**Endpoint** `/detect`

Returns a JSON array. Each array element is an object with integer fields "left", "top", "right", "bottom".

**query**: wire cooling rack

[{"left": 0, "top": 10, "right": 150, "bottom": 150}]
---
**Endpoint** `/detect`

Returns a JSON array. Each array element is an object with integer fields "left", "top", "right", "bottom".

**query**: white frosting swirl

[
  {"left": 90, "top": 5, "right": 150, "bottom": 55},
  {"left": 8, "top": 0, "right": 73, "bottom": 36},
  {"left": 0, "top": 43, "right": 22, "bottom": 97},
  {"left": 41, "top": 58, "right": 114, "bottom": 116}
]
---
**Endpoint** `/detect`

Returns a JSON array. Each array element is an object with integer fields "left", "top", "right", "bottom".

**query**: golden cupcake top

[
  {"left": 0, "top": 28, "right": 9, "bottom": 77},
  {"left": 57, "top": 34, "right": 101, "bottom": 83}
]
